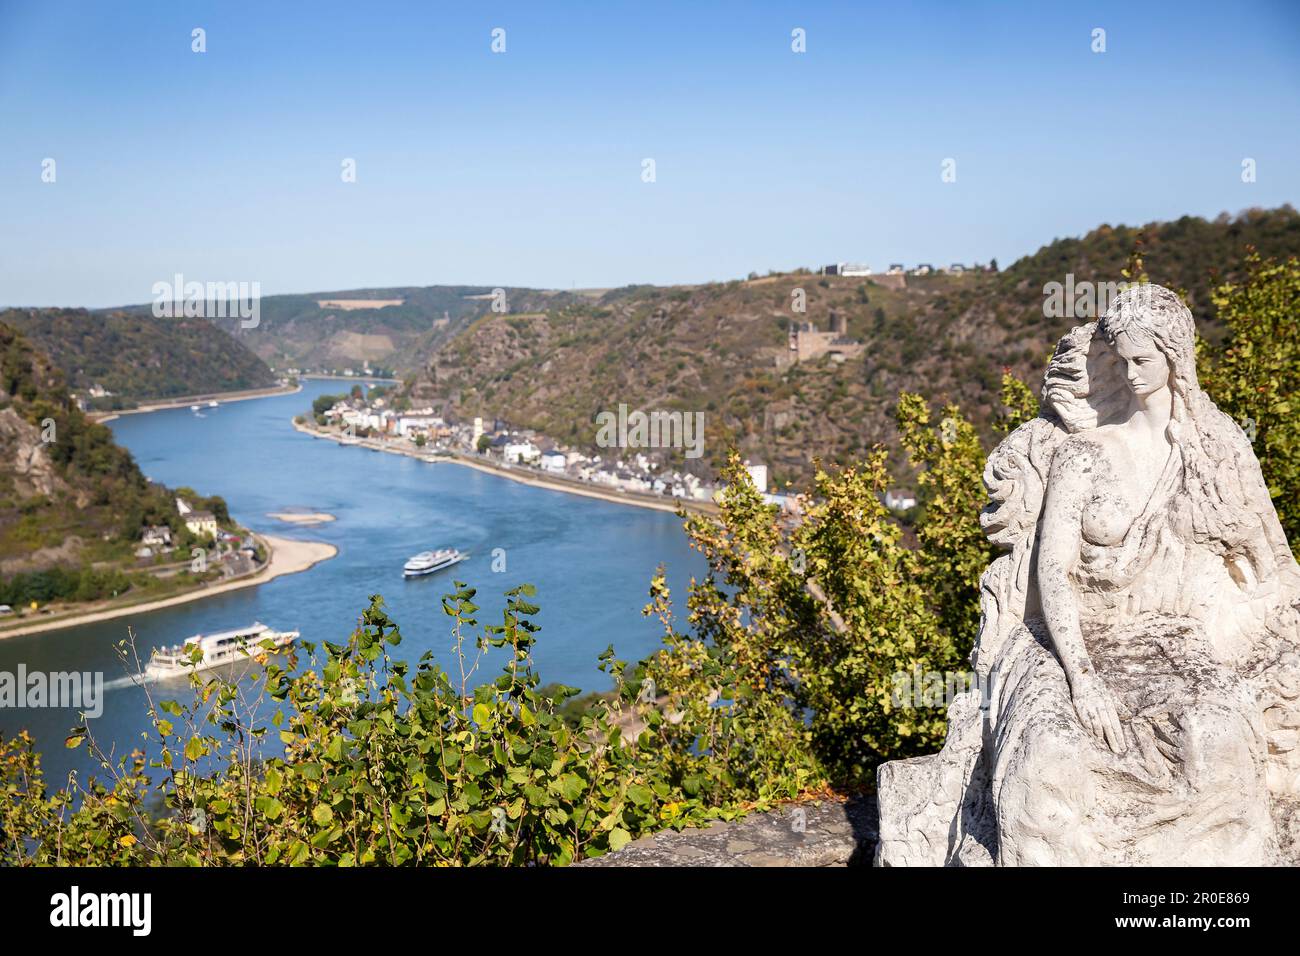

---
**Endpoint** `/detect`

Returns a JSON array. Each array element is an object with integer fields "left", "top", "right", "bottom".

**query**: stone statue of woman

[{"left": 875, "top": 283, "right": 1300, "bottom": 866}]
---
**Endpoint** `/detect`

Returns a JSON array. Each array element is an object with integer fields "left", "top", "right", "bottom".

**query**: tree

[
  {"left": 1200, "top": 253, "right": 1300, "bottom": 552},
  {"left": 995, "top": 369, "right": 1039, "bottom": 435},
  {"left": 671, "top": 452, "right": 961, "bottom": 786},
  {"left": 895, "top": 395, "right": 996, "bottom": 655}
]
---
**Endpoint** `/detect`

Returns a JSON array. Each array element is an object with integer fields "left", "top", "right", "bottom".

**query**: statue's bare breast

[{"left": 1077, "top": 428, "right": 1172, "bottom": 549}]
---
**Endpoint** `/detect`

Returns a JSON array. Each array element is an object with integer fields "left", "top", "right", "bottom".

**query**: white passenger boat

[
  {"left": 403, "top": 548, "right": 467, "bottom": 578},
  {"left": 145, "top": 622, "right": 298, "bottom": 679}
]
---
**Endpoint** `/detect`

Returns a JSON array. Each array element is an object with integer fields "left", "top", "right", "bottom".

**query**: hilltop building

[
  {"left": 821, "top": 263, "right": 872, "bottom": 277},
  {"left": 783, "top": 311, "right": 865, "bottom": 366}
]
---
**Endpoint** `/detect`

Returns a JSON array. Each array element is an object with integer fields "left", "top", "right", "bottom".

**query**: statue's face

[{"left": 1112, "top": 330, "right": 1170, "bottom": 397}]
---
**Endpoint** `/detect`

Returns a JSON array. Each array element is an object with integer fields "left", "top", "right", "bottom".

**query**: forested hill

[
  {"left": 0, "top": 308, "right": 277, "bottom": 408},
  {"left": 201, "top": 285, "right": 589, "bottom": 374},
  {"left": 404, "top": 206, "right": 1300, "bottom": 487},
  {"left": 0, "top": 321, "right": 177, "bottom": 572}
]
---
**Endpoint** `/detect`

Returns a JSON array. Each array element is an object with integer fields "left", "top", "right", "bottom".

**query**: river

[{"left": 0, "top": 380, "right": 706, "bottom": 781}]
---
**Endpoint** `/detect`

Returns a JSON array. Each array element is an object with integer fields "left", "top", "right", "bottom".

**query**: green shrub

[
  {"left": 2, "top": 583, "right": 806, "bottom": 866},
  {"left": 1199, "top": 253, "right": 1300, "bottom": 552}
]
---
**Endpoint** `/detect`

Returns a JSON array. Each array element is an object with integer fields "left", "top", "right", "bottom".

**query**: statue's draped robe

[{"left": 875, "top": 408, "right": 1300, "bottom": 867}]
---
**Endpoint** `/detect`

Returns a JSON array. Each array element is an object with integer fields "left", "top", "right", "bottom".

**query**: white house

[
  {"left": 397, "top": 415, "right": 442, "bottom": 437},
  {"left": 884, "top": 490, "right": 918, "bottom": 512},
  {"left": 540, "top": 450, "right": 567, "bottom": 473},
  {"left": 185, "top": 511, "right": 218, "bottom": 537},
  {"left": 142, "top": 525, "right": 173, "bottom": 549},
  {"left": 503, "top": 441, "right": 541, "bottom": 465}
]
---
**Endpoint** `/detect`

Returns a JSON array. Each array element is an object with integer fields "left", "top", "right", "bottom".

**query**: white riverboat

[
  {"left": 145, "top": 622, "right": 298, "bottom": 679},
  {"left": 403, "top": 548, "right": 467, "bottom": 578}
]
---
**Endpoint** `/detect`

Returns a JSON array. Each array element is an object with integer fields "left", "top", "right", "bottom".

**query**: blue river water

[{"left": 0, "top": 380, "right": 706, "bottom": 781}]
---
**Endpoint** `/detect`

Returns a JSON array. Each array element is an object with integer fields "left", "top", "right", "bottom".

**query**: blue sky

[{"left": 1, "top": 0, "right": 1298, "bottom": 307}]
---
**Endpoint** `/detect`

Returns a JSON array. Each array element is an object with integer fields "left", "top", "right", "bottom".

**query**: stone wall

[{"left": 579, "top": 797, "right": 877, "bottom": 867}]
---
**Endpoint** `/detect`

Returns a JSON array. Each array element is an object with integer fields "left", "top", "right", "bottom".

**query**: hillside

[
  {"left": 0, "top": 308, "right": 277, "bottom": 409},
  {"left": 198, "top": 285, "right": 591, "bottom": 374},
  {"left": 0, "top": 321, "right": 172, "bottom": 566},
  {"left": 404, "top": 206, "right": 1300, "bottom": 488},
  {"left": 0, "top": 321, "right": 236, "bottom": 607}
]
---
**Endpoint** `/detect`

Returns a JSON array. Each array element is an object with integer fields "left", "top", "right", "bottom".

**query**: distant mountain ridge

[
  {"left": 185, "top": 285, "right": 593, "bottom": 374},
  {"left": 0, "top": 308, "right": 277, "bottom": 409}
]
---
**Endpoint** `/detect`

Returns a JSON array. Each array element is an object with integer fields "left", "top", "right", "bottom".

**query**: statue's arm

[
  {"left": 1037, "top": 439, "right": 1127, "bottom": 753},
  {"left": 1036, "top": 442, "right": 1093, "bottom": 687}
]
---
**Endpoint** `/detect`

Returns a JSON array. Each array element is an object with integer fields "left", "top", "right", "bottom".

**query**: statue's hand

[{"left": 1070, "top": 671, "right": 1127, "bottom": 754}]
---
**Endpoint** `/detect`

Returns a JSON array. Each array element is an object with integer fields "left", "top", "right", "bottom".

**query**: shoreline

[
  {"left": 301, "top": 374, "right": 399, "bottom": 383},
  {"left": 291, "top": 419, "right": 717, "bottom": 516},
  {"left": 0, "top": 534, "right": 337, "bottom": 640},
  {"left": 91, "top": 382, "right": 302, "bottom": 424}
]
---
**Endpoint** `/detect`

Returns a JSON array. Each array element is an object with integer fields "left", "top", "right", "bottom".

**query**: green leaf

[
  {"left": 325, "top": 735, "right": 346, "bottom": 761},
  {"left": 556, "top": 773, "right": 586, "bottom": 801}
]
